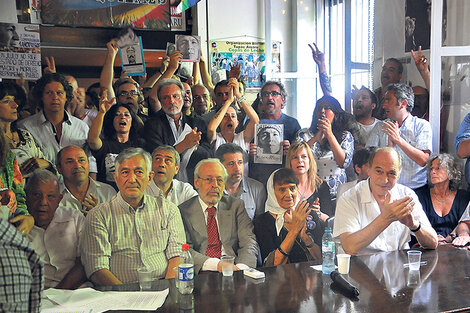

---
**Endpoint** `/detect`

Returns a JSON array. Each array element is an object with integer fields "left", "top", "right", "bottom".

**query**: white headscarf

[{"left": 265, "top": 169, "right": 289, "bottom": 236}]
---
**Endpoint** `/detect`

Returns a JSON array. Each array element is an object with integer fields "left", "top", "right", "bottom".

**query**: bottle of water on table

[
  {"left": 322, "top": 227, "right": 335, "bottom": 274},
  {"left": 178, "top": 244, "right": 194, "bottom": 294}
]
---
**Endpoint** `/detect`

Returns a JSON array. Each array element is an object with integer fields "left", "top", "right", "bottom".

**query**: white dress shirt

[{"left": 60, "top": 178, "right": 117, "bottom": 212}]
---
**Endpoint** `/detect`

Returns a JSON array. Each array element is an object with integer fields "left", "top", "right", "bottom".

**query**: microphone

[{"left": 330, "top": 271, "right": 360, "bottom": 297}]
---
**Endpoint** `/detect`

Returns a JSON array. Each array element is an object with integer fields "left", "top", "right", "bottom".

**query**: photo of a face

[
  {"left": 258, "top": 126, "right": 282, "bottom": 154},
  {"left": 0, "top": 23, "right": 19, "bottom": 50},
  {"left": 176, "top": 35, "right": 201, "bottom": 62}
]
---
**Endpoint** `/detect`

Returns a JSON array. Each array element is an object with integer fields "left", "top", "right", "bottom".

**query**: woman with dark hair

[
  {"left": 0, "top": 128, "right": 34, "bottom": 236},
  {"left": 253, "top": 168, "right": 322, "bottom": 266},
  {"left": 307, "top": 95, "right": 360, "bottom": 201},
  {"left": 414, "top": 153, "right": 470, "bottom": 243},
  {"left": 0, "top": 82, "right": 54, "bottom": 177},
  {"left": 88, "top": 91, "right": 144, "bottom": 188}
]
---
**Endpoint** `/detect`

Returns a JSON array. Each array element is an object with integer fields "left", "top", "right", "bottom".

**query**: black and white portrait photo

[
  {"left": 175, "top": 34, "right": 201, "bottom": 62},
  {"left": 254, "top": 124, "right": 283, "bottom": 164}
]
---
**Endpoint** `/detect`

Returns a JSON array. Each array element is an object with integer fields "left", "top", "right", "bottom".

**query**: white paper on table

[
  {"left": 42, "top": 288, "right": 169, "bottom": 313},
  {"left": 310, "top": 265, "right": 337, "bottom": 271}
]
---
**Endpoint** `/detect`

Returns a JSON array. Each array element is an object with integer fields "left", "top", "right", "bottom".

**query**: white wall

[{"left": 0, "top": 2, "right": 18, "bottom": 23}]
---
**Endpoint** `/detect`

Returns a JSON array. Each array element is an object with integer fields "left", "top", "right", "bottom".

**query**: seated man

[
  {"left": 58, "top": 146, "right": 116, "bottom": 215},
  {"left": 333, "top": 147, "right": 438, "bottom": 255},
  {"left": 26, "top": 169, "right": 87, "bottom": 289},
  {"left": 179, "top": 159, "right": 258, "bottom": 273},
  {"left": 215, "top": 143, "right": 266, "bottom": 220},
  {"left": 146, "top": 145, "right": 197, "bottom": 205},
  {"left": 81, "top": 148, "right": 186, "bottom": 285}
]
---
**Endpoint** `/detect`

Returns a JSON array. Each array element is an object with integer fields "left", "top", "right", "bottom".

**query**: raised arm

[
  {"left": 199, "top": 52, "right": 214, "bottom": 94},
  {"left": 207, "top": 85, "right": 234, "bottom": 144},
  {"left": 88, "top": 90, "right": 115, "bottom": 151},
  {"left": 309, "top": 43, "right": 332, "bottom": 97},
  {"left": 411, "top": 46, "right": 430, "bottom": 90},
  {"left": 100, "top": 39, "right": 119, "bottom": 101}
]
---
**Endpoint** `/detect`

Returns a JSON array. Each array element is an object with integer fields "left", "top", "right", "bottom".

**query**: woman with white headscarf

[{"left": 253, "top": 168, "right": 322, "bottom": 266}]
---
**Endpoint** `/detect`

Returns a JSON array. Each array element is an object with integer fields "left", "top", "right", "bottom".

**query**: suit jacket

[
  {"left": 178, "top": 195, "right": 258, "bottom": 272},
  {"left": 144, "top": 110, "right": 212, "bottom": 183}
]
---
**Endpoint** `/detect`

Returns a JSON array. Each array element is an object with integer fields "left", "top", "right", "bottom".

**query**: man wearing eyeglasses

[
  {"left": 144, "top": 79, "right": 213, "bottom": 184},
  {"left": 249, "top": 81, "right": 301, "bottom": 184},
  {"left": 81, "top": 148, "right": 186, "bottom": 285},
  {"left": 179, "top": 158, "right": 258, "bottom": 273}
]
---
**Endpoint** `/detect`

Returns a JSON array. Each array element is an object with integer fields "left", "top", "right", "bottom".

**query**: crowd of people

[{"left": 1, "top": 40, "right": 470, "bottom": 312}]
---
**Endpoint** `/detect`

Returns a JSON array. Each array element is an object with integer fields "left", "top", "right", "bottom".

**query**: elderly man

[
  {"left": 333, "top": 147, "right": 438, "bottom": 255},
  {"left": 191, "top": 84, "right": 212, "bottom": 122},
  {"left": 26, "top": 169, "right": 87, "bottom": 289},
  {"left": 179, "top": 159, "right": 258, "bottom": 273},
  {"left": 249, "top": 80, "right": 301, "bottom": 184},
  {"left": 366, "top": 83, "right": 432, "bottom": 190},
  {"left": 146, "top": 145, "right": 197, "bottom": 206},
  {"left": 215, "top": 143, "right": 265, "bottom": 220},
  {"left": 144, "top": 79, "right": 212, "bottom": 184},
  {"left": 57, "top": 145, "right": 116, "bottom": 215},
  {"left": 81, "top": 148, "right": 186, "bottom": 285}
]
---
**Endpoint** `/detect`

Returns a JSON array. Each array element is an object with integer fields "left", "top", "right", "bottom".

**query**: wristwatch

[{"left": 450, "top": 233, "right": 457, "bottom": 240}]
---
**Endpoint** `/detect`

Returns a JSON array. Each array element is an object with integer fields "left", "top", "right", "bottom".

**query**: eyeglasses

[
  {"left": 260, "top": 91, "right": 281, "bottom": 98},
  {"left": 193, "top": 94, "right": 210, "bottom": 101},
  {"left": 198, "top": 177, "right": 225, "bottom": 185},
  {"left": 118, "top": 91, "right": 138, "bottom": 97}
]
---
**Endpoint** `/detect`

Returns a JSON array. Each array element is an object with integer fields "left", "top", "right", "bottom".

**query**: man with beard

[
  {"left": 216, "top": 143, "right": 265, "bottom": 220},
  {"left": 144, "top": 79, "right": 212, "bottom": 184},
  {"left": 333, "top": 147, "right": 437, "bottom": 255},
  {"left": 249, "top": 81, "right": 301, "bottom": 184},
  {"left": 373, "top": 58, "right": 403, "bottom": 120},
  {"left": 146, "top": 145, "right": 197, "bottom": 206},
  {"left": 58, "top": 146, "right": 116, "bottom": 215},
  {"left": 178, "top": 159, "right": 258, "bottom": 273},
  {"left": 353, "top": 87, "right": 379, "bottom": 146}
]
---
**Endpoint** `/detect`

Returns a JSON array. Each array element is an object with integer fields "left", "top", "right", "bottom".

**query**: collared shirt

[
  {"left": 333, "top": 179, "right": 432, "bottom": 255},
  {"left": 81, "top": 193, "right": 186, "bottom": 283},
  {"left": 166, "top": 113, "right": 184, "bottom": 143},
  {"left": 17, "top": 110, "right": 97, "bottom": 173},
  {"left": 366, "top": 114, "right": 432, "bottom": 189},
  {"left": 223, "top": 176, "right": 266, "bottom": 220},
  {"left": 60, "top": 178, "right": 117, "bottom": 213},
  {"left": 27, "top": 206, "right": 84, "bottom": 288},
  {"left": 146, "top": 178, "right": 197, "bottom": 206},
  {"left": 455, "top": 112, "right": 470, "bottom": 183},
  {"left": 0, "top": 219, "right": 43, "bottom": 312}
]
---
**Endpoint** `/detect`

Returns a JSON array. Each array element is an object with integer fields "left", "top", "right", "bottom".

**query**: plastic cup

[
  {"left": 407, "top": 269, "right": 421, "bottom": 287},
  {"left": 137, "top": 267, "right": 153, "bottom": 291},
  {"left": 407, "top": 250, "right": 422, "bottom": 271},
  {"left": 337, "top": 254, "right": 351, "bottom": 274},
  {"left": 221, "top": 255, "right": 235, "bottom": 276}
]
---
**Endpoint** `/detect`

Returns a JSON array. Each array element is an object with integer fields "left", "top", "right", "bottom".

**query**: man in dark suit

[
  {"left": 144, "top": 79, "right": 212, "bottom": 184},
  {"left": 179, "top": 158, "right": 258, "bottom": 273}
]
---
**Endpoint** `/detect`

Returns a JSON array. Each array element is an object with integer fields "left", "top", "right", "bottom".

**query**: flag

[{"left": 174, "top": 0, "right": 202, "bottom": 14}]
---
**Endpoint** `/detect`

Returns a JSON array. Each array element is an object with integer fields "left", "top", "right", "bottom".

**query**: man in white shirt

[
  {"left": 146, "top": 145, "right": 197, "bottom": 205},
  {"left": 333, "top": 147, "right": 438, "bottom": 255},
  {"left": 26, "top": 169, "right": 87, "bottom": 289},
  {"left": 58, "top": 145, "right": 116, "bottom": 215},
  {"left": 366, "top": 83, "right": 432, "bottom": 190}
]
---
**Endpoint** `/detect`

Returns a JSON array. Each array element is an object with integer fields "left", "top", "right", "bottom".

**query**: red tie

[{"left": 205, "top": 206, "right": 222, "bottom": 258}]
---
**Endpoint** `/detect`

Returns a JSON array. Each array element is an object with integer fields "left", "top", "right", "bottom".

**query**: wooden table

[{"left": 101, "top": 244, "right": 470, "bottom": 312}]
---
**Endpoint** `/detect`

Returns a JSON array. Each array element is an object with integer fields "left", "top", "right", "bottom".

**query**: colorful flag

[{"left": 174, "top": 0, "right": 202, "bottom": 14}]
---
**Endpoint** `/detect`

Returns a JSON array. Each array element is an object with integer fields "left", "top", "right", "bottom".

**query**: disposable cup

[
  {"left": 407, "top": 250, "right": 422, "bottom": 271},
  {"left": 137, "top": 267, "right": 153, "bottom": 291},
  {"left": 221, "top": 255, "right": 235, "bottom": 276},
  {"left": 337, "top": 254, "right": 351, "bottom": 274}
]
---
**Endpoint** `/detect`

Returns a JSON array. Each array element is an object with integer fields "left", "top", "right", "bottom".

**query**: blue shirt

[{"left": 455, "top": 112, "right": 470, "bottom": 183}]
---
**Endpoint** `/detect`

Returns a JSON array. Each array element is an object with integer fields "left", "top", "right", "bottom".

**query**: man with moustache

[
  {"left": 373, "top": 58, "right": 403, "bottom": 120},
  {"left": 144, "top": 79, "right": 212, "bottom": 184},
  {"left": 366, "top": 83, "right": 432, "bottom": 190},
  {"left": 333, "top": 147, "right": 437, "bottom": 255},
  {"left": 179, "top": 159, "right": 258, "bottom": 273},
  {"left": 57, "top": 146, "right": 116, "bottom": 215},
  {"left": 353, "top": 87, "right": 379, "bottom": 146},
  {"left": 191, "top": 84, "right": 213, "bottom": 123},
  {"left": 216, "top": 143, "right": 265, "bottom": 220},
  {"left": 146, "top": 145, "right": 197, "bottom": 206}
]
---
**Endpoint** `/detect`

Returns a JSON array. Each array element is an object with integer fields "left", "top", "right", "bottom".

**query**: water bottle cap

[{"left": 182, "top": 244, "right": 190, "bottom": 251}]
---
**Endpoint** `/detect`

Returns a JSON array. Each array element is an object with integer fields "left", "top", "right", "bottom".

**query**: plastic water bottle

[
  {"left": 322, "top": 227, "right": 335, "bottom": 274},
  {"left": 178, "top": 244, "right": 194, "bottom": 294}
]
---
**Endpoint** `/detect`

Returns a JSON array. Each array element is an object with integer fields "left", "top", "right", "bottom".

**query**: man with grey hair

[
  {"left": 179, "top": 158, "right": 258, "bottom": 273},
  {"left": 366, "top": 83, "right": 432, "bottom": 190},
  {"left": 334, "top": 147, "right": 437, "bottom": 255},
  {"left": 81, "top": 148, "right": 186, "bottom": 285},
  {"left": 146, "top": 145, "right": 197, "bottom": 205},
  {"left": 144, "top": 79, "right": 212, "bottom": 184},
  {"left": 25, "top": 169, "right": 88, "bottom": 289}
]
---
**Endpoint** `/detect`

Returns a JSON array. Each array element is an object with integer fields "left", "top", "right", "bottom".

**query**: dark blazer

[
  {"left": 144, "top": 110, "right": 212, "bottom": 183},
  {"left": 178, "top": 195, "right": 258, "bottom": 272}
]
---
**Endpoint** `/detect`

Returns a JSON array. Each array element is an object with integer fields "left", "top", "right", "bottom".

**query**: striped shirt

[{"left": 80, "top": 193, "right": 186, "bottom": 283}]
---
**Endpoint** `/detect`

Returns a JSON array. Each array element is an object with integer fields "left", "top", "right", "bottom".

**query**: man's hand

[
  {"left": 98, "top": 89, "right": 115, "bottom": 114},
  {"left": 217, "top": 261, "right": 240, "bottom": 272},
  {"left": 20, "top": 157, "right": 50, "bottom": 175},
  {"left": 0, "top": 189, "right": 17, "bottom": 212},
  {"left": 379, "top": 193, "right": 414, "bottom": 224},
  {"left": 9, "top": 214, "right": 34, "bottom": 236},
  {"left": 168, "top": 51, "right": 183, "bottom": 71},
  {"left": 452, "top": 234, "right": 470, "bottom": 247},
  {"left": 411, "top": 46, "right": 429, "bottom": 74},
  {"left": 107, "top": 39, "right": 119, "bottom": 57},
  {"left": 282, "top": 140, "right": 290, "bottom": 156},
  {"left": 43, "top": 56, "right": 56, "bottom": 74},
  {"left": 182, "top": 127, "right": 202, "bottom": 149},
  {"left": 249, "top": 143, "right": 257, "bottom": 156},
  {"left": 229, "top": 63, "right": 241, "bottom": 79},
  {"left": 382, "top": 120, "right": 401, "bottom": 146},
  {"left": 81, "top": 193, "right": 98, "bottom": 215}
]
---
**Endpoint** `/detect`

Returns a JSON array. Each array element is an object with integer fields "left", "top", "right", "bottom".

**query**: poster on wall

[
  {"left": 41, "top": 0, "right": 170, "bottom": 30},
  {"left": 210, "top": 41, "right": 281, "bottom": 89},
  {"left": 0, "top": 23, "right": 41, "bottom": 80}
]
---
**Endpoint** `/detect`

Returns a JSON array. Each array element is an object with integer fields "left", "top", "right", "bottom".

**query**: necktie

[{"left": 205, "top": 206, "right": 222, "bottom": 258}]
